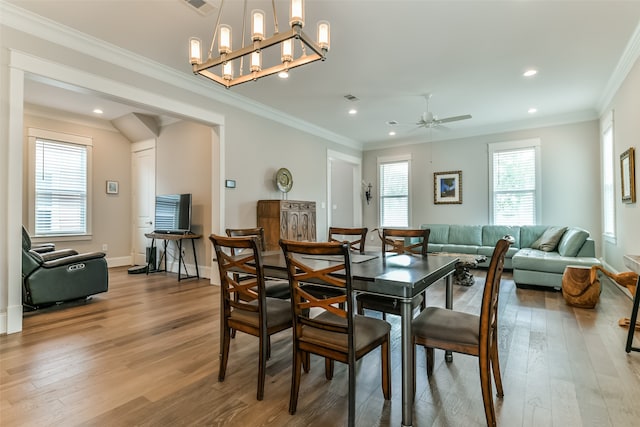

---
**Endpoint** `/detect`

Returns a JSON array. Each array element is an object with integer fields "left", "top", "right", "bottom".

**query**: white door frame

[{"left": 327, "top": 150, "right": 362, "bottom": 229}]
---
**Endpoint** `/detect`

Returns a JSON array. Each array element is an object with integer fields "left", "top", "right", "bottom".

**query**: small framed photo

[
  {"left": 106, "top": 180, "right": 119, "bottom": 195},
  {"left": 620, "top": 147, "right": 636, "bottom": 203},
  {"left": 434, "top": 170, "right": 462, "bottom": 204}
]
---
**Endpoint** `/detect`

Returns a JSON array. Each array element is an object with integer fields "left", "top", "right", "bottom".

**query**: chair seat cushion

[
  {"left": 357, "top": 293, "right": 423, "bottom": 315},
  {"left": 301, "top": 312, "right": 390, "bottom": 354},
  {"left": 230, "top": 297, "right": 292, "bottom": 328},
  {"left": 412, "top": 306, "right": 479, "bottom": 347}
]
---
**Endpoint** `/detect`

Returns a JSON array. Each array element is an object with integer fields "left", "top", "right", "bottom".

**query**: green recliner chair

[{"left": 22, "top": 227, "right": 109, "bottom": 308}]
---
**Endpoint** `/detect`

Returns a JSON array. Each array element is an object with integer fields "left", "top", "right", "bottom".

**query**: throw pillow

[
  {"left": 531, "top": 226, "right": 567, "bottom": 252},
  {"left": 557, "top": 227, "right": 589, "bottom": 257}
]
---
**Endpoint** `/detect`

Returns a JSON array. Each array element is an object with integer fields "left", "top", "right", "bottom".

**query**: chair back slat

[
  {"left": 378, "top": 228, "right": 430, "bottom": 256},
  {"left": 210, "top": 234, "right": 266, "bottom": 316},
  {"left": 328, "top": 227, "right": 368, "bottom": 254},
  {"left": 280, "top": 239, "right": 353, "bottom": 335}
]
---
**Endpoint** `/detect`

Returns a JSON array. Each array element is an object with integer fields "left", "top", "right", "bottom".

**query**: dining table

[{"left": 257, "top": 250, "right": 459, "bottom": 427}]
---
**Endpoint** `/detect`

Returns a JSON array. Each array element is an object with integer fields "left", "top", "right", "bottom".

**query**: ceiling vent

[
  {"left": 344, "top": 94, "right": 359, "bottom": 102},
  {"left": 182, "top": 0, "right": 216, "bottom": 16}
]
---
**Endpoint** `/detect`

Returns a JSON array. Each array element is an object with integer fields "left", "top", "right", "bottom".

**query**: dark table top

[{"left": 259, "top": 251, "right": 459, "bottom": 300}]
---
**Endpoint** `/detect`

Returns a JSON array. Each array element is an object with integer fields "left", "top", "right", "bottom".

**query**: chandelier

[{"left": 189, "top": 0, "right": 330, "bottom": 89}]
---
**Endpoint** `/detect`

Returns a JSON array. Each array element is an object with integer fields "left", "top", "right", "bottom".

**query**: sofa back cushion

[
  {"left": 531, "top": 226, "right": 567, "bottom": 252},
  {"left": 421, "top": 224, "right": 449, "bottom": 244},
  {"left": 482, "top": 225, "right": 520, "bottom": 248},
  {"left": 558, "top": 227, "right": 590, "bottom": 257},
  {"left": 520, "top": 225, "right": 552, "bottom": 249},
  {"left": 448, "top": 225, "right": 482, "bottom": 246}
]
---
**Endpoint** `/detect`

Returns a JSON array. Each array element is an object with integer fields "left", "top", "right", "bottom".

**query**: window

[
  {"left": 602, "top": 111, "right": 616, "bottom": 241},
  {"left": 378, "top": 155, "right": 410, "bottom": 227},
  {"left": 28, "top": 128, "right": 92, "bottom": 237},
  {"left": 489, "top": 139, "right": 541, "bottom": 225}
]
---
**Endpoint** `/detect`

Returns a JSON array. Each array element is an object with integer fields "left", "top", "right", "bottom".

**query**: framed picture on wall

[
  {"left": 106, "top": 180, "right": 119, "bottom": 195},
  {"left": 621, "top": 147, "right": 636, "bottom": 203},
  {"left": 434, "top": 170, "right": 462, "bottom": 204}
]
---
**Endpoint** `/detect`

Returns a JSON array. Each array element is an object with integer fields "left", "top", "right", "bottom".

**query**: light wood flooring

[{"left": 1, "top": 267, "right": 640, "bottom": 426}]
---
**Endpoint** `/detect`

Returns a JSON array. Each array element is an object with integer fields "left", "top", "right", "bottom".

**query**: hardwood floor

[{"left": 2, "top": 267, "right": 639, "bottom": 426}]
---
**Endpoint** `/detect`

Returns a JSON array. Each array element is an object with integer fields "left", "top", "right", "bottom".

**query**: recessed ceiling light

[
  {"left": 348, "top": 109, "right": 357, "bottom": 115},
  {"left": 388, "top": 131, "right": 396, "bottom": 136},
  {"left": 93, "top": 108, "right": 103, "bottom": 114},
  {"left": 278, "top": 70, "right": 289, "bottom": 79},
  {"left": 523, "top": 69, "right": 538, "bottom": 77},
  {"left": 528, "top": 107, "right": 537, "bottom": 114}
]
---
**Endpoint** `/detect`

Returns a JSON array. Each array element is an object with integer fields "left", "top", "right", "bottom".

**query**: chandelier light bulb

[
  {"left": 281, "top": 39, "right": 293, "bottom": 62},
  {"left": 222, "top": 62, "right": 233, "bottom": 80},
  {"left": 290, "top": 0, "right": 305, "bottom": 27},
  {"left": 250, "top": 51, "right": 262, "bottom": 72},
  {"left": 317, "top": 21, "right": 330, "bottom": 51},
  {"left": 218, "top": 25, "right": 232, "bottom": 54},
  {"left": 251, "top": 9, "right": 265, "bottom": 41},
  {"left": 189, "top": 37, "right": 202, "bottom": 64}
]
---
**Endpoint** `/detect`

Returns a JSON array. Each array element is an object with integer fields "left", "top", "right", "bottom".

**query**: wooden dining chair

[
  {"left": 356, "top": 228, "right": 430, "bottom": 319},
  {"left": 209, "top": 234, "right": 293, "bottom": 401},
  {"left": 225, "top": 227, "right": 290, "bottom": 299},
  {"left": 412, "top": 236, "right": 513, "bottom": 427},
  {"left": 280, "top": 239, "right": 391, "bottom": 427},
  {"left": 328, "top": 226, "right": 368, "bottom": 253}
]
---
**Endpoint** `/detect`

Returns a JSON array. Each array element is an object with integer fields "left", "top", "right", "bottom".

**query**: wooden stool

[{"left": 562, "top": 265, "right": 600, "bottom": 308}]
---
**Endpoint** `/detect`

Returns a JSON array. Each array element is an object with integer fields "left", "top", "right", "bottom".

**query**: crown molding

[
  {"left": 597, "top": 20, "right": 640, "bottom": 113},
  {"left": 0, "top": 1, "right": 362, "bottom": 151}
]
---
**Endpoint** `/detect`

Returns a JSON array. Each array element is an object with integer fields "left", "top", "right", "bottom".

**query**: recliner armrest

[
  {"left": 40, "top": 249, "right": 79, "bottom": 261},
  {"left": 42, "top": 251, "right": 106, "bottom": 268},
  {"left": 31, "top": 243, "right": 56, "bottom": 254}
]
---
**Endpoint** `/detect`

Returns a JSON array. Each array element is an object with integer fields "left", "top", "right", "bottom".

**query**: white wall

[
  {"left": 363, "top": 120, "right": 602, "bottom": 254},
  {"left": 601, "top": 56, "right": 640, "bottom": 272}
]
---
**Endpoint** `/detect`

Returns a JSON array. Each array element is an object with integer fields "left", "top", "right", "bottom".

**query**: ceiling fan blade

[{"left": 437, "top": 114, "right": 472, "bottom": 124}]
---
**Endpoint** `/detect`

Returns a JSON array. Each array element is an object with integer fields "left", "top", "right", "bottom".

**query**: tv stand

[{"left": 144, "top": 232, "right": 201, "bottom": 281}]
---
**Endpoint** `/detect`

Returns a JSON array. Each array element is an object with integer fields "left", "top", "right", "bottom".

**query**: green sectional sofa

[{"left": 419, "top": 224, "right": 601, "bottom": 289}]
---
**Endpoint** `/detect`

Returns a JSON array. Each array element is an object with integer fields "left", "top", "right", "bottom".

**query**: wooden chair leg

[
  {"left": 267, "top": 336, "right": 271, "bottom": 360},
  {"left": 479, "top": 356, "right": 497, "bottom": 427},
  {"left": 325, "top": 358, "right": 334, "bottom": 380},
  {"left": 425, "top": 346, "right": 434, "bottom": 376},
  {"left": 302, "top": 351, "right": 310, "bottom": 373},
  {"left": 257, "top": 333, "right": 267, "bottom": 401},
  {"left": 490, "top": 333, "right": 504, "bottom": 397},
  {"left": 219, "top": 326, "right": 231, "bottom": 382},
  {"left": 381, "top": 335, "right": 391, "bottom": 400},
  {"left": 289, "top": 348, "right": 303, "bottom": 415}
]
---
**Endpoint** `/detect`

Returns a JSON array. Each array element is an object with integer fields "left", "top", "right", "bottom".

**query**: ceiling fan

[{"left": 414, "top": 94, "right": 472, "bottom": 130}]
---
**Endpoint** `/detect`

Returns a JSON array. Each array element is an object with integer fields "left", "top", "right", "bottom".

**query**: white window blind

[
  {"left": 490, "top": 140, "right": 540, "bottom": 225},
  {"left": 602, "top": 112, "right": 615, "bottom": 239},
  {"left": 379, "top": 159, "right": 409, "bottom": 227},
  {"left": 34, "top": 138, "right": 88, "bottom": 235}
]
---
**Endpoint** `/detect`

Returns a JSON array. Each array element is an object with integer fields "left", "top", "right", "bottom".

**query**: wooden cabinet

[{"left": 257, "top": 200, "right": 316, "bottom": 251}]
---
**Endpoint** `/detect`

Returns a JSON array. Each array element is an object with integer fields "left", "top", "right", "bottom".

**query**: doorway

[{"left": 327, "top": 150, "right": 362, "bottom": 229}]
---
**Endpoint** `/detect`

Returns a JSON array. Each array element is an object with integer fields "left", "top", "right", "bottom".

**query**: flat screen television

[{"left": 154, "top": 193, "right": 192, "bottom": 234}]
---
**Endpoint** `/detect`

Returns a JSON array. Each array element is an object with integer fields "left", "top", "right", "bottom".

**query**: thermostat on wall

[{"left": 225, "top": 179, "right": 236, "bottom": 189}]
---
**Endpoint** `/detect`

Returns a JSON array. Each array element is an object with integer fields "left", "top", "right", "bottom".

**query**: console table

[
  {"left": 144, "top": 232, "right": 201, "bottom": 281},
  {"left": 624, "top": 254, "right": 640, "bottom": 353}
]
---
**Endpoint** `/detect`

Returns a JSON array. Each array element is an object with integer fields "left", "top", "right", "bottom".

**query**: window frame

[
  {"left": 488, "top": 138, "right": 541, "bottom": 225},
  {"left": 28, "top": 128, "right": 93, "bottom": 241},
  {"left": 377, "top": 154, "right": 411, "bottom": 228},
  {"left": 601, "top": 111, "right": 616, "bottom": 243}
]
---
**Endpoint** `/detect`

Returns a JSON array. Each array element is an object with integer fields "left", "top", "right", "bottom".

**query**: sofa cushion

[
  {"left": 442, "top": 244, "right": 479, "bottom": 254},
  {"left": 520, "top": 225, "right": 551, "bottom": 249},
  {"left": 482, "top": 225, "right": 520, "bottom": 248},
  {"left": 531, "top": 226, "right": 567, "bottom": 252},
  {"left": 421, "top": 224, "right": 449, "bottom": 244},
  {"left": 448, "top": 225, "right": 482, "bottom": 246},
  {"left": 557, "top": 227, "right": 589, "bottom": 257},
  {"left": 513, "top": 248, "right": 600, "bottom": 274},
  {"left": 478, "top": 246, "right": 519, "bottom": 259}
]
